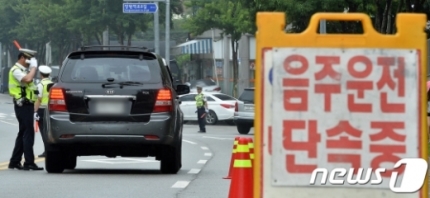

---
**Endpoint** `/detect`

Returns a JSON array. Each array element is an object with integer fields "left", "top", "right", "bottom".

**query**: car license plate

[
  {"left": 244, "top": 106, "right": 254, "bottom": 111},
  {"left": 94, "top": 101, "right": 125, "bottom": 114}
]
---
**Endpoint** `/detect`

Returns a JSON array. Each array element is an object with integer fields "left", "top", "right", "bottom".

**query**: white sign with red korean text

[{"left": 270, "top": 48, "right": 421, "bottom": 189}]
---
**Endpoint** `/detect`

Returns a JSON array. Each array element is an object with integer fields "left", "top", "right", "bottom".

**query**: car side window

[
  {"left": 180, "top": 94, "right": 196, "bottom": 102},
  {"left": 206, "top": 96, "right": 215, "bottom": 101},
  {"left": 213, "top": 94, "right": 236, "bottom": 101}
]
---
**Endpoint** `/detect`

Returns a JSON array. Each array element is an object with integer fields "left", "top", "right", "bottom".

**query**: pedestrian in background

[
  {"left": 195, "top": 86, "right": 208, "bottom": 133},
  {"left": 8, "top": 48, "right": 43, "bottom": 171},
  {"left": 34, "top": 65, "right": 53, "bottom": 158}
]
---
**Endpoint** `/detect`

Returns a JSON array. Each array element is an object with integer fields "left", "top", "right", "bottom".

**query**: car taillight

[
  {"left": 234, "top": 102, "right": 238, "bottom": 112},
  {"left": 153, "top": 89, "right": 172, "bottom": 113},
  {"left": 220, "top": 104, "right": 235, "bottom": 109},
  {"left": 49, "top": 88, "right": 67, "bottom": 112},
  {"left": 213, "top": 87, "right": 221, "bottom": 91}
]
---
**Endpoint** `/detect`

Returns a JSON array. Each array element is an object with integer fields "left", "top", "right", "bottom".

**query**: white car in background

[
  {"left": 186, "top": 79, "right": 221, "bottom": 93},
  {"left": 179, "top": 92, "right": 237, "bottom": 125}
]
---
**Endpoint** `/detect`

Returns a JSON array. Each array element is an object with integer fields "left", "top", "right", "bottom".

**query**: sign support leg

[{"left": 154, "top": 1, "right": 160, "bottom": 54}]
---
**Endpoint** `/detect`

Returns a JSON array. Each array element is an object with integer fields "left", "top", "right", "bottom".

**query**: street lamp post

[{"left": 122, "top": 0, "right": 171, "bottom": 63}]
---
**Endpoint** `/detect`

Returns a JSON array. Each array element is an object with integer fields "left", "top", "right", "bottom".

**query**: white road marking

[
  {"left": 171, "top": 181, "right": 190, "bottom": 188},
  {"left": 188, "top": 169, "right": 201, "bottom": 174},
  {"left": 182, "top": 139, "right": 197, "bottom": 144},
  {"left": 201, "top": 146, "right": 209, "bottom": 150},
  {"left": 197, "top": 160, "right": 207, "bottom": 164},
  {"left": 204, "top": 153, "right": 212, "bottom": 156},
  {"left": 202, "top": 136, "right": 234, "bottom": 140},
  {"left": 0, "top": 120, "right": 18, "bottom": 126}
]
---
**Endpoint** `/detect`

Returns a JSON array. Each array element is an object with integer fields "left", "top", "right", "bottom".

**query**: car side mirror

[
  {"left": 51, "top": 76, "right": 58, "bottom": 82},
  {"left": 176, "top": 84, "right": 190, "bottom": 95}
]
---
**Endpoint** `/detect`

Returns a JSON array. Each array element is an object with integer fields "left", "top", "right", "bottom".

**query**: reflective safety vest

[
  {"left": 195, "top": 93, "right": 205, "bottom": 107},
  {"left": 8, "top": 65, "right": 37, "bottom": 102},
  {"left": 39, "top": 78, "right": 53, "bottom": 108}
]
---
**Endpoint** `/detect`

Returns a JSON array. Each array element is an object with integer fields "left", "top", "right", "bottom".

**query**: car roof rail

[{"left": 78, "top": 45, "right": 152, "bottom": 52}]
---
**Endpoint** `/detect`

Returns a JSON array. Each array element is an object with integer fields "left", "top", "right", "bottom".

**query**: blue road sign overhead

[{"left": 123, "top": 3, "right": 158, "bottom": 13}]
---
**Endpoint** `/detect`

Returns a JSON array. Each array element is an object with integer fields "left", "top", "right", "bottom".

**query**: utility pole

[
  {"left": 320, "top": 20, "right": 326, "bottom": 34},
  {"left": 165, "top": 0, "right": 170, "bottom": 62}
]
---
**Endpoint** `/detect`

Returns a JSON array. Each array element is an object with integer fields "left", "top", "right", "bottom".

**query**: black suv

[{"left": 43, "top": 46, "right": 190, "bottom": 174}]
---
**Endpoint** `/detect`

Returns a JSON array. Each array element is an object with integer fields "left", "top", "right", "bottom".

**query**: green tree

[
  {"left": 249, "top": 0, "right": 429, "bottom": 36},
  {"left": 184, "top": 0, "right": 253, "bottom": 97},
  {"left": 0, "top": 0, "right": 186, "bottom": 65}
]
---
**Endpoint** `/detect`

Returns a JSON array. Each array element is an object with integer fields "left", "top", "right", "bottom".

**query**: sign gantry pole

[{"left": 122, "top": 0, "right": 170, "bottom": 62}]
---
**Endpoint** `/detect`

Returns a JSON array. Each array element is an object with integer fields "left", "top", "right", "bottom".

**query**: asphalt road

[{"left": 0, "top": 94, "right": 254, "bottom": 198}]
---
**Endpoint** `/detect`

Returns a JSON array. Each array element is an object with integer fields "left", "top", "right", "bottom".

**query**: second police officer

[
  {"left": 195, "top": 86, "right": 209, "bottom": 133},
  {"left": 34, "top": 65, "right": 53, "bottom": 158},
  {"left": 8, "top": 48, "right": 44, "bottom": 171}
]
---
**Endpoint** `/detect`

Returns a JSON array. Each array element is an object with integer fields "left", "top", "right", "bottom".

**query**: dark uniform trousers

[
  {"left": 37, "top": 108, "right": 45, "bottom": 141},
  {"left": 10, "top": 102, "right": 35, "bottom": 166},
  {"left": 197, "top": 107, "right": 206, "bottom": 132}
]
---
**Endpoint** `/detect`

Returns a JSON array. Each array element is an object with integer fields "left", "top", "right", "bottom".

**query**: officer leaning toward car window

[
  {"left": 34, "top": 65, "right": 53, "bottom": 158},
  {"left": 8, "top": 48, "right": 44, "bottom": 171},
  {"left": 195, "top": 86, "right": 209, "bottom": 133}
]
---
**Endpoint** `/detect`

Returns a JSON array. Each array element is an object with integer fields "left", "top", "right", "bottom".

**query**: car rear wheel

[
  {"left": 45, "top": 150, "right": 65, "bottom": 173},
  {"left": 205, "top": 110, "right": 218, "bottom": 125},
  {"left": 237, "top": 124, "right": 251, "bottom": 134},
  {"left": 160, "top": 140, "right": 182, "bottom": 174}
]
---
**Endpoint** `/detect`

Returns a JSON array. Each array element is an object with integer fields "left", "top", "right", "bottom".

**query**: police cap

[
  {"left": 19, "top": 48, "right": 37, "bottom": 58},
  {"left": 38, "top": 65, "right": 52, "bottom": 74}
]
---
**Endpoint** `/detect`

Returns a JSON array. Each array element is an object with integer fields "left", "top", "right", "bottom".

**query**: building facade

[{"left": 172, "top": 29, "right": 256, "bottom": 96}]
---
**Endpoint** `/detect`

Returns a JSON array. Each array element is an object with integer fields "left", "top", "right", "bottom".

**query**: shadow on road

[
  {"left": 184, "top": 121, "right": 235, "bottom": 126},
  {"left": 62, "top": 169, "right": 166, "bottom": 175}
]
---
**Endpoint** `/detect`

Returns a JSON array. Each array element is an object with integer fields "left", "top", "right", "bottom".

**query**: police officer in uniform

[
  {"left": 8, "top": 48, "right": 44, "bottom": 171},
  {"left": 195, "top": 86, "right": 209, "bottom": 133},
  {"left": 34, "top": 66, "right": 53, "bottom": 158}
]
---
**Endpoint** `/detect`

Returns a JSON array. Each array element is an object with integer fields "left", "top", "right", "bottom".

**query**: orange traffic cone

[
  {"left": 228, "top": 137, "right": 253, "bottom": 198},
  {"left": 34, "top": 121, "right": 39, "bottom": 133},
  {"left": 223, "top": 137, "right": 240, "bottom": 179}
]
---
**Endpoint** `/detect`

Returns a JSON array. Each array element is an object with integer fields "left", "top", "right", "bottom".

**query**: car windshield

[
  {"left": 239, "top": 89, "right": 254, "bottom": 104},
  {"left": 60, "top": 56, "right": 162, "bottom": 83},
  {"left": 189, "top": 79, "right": 216, "bottom": 88}
]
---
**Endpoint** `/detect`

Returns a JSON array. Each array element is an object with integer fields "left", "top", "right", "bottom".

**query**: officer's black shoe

[
  {"left": 38, "top": 152, "right": 46, "bottom": 158},
  {"left": 8, "top": 163, "right": 23, "bottom": 170},
  {"left": 23, "top": 164, "right": 44, "bottom": 171}
]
